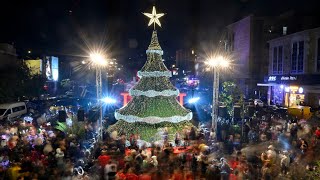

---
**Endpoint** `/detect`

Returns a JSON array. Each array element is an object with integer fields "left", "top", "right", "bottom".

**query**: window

[
  {"left": 298, "top": 41, "right": 304, "bottom": 73},
  {"left": 4, "top": 109, "right": 11, "bottom": 115},
  {"left": 12, "top": 107, "right": 20, "bottom": 112},
  {"left": 18, "top": 106, "right": 25, "bottom": 111},
  {"left": 291, "top": 42, "right": 298, "bottom": 72},
  {"left": 272, "top": 46, "right": 283, "bottom": 74},
  {"left": 283, "top": 27, "right": 287, "bottom": 35},
  {"left": 291, "top": 41, "right": 304, "bottom": 73},
  {"left": 278, "top": 46, "right": 283, "bottom": 73},
  {"left": 317, "top": 38, "right": 320, "bottom": 72}
]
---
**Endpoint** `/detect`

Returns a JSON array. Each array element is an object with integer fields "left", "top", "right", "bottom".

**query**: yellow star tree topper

[{"left": 143, "top": 6, "right": 165, "bottom": 29}]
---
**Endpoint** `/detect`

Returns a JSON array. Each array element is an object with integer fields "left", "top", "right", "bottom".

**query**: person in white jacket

[
  {"left": 104, "top": 160, "right": 117, "bottom": 180},
  {"left": 150, "top": 155, "right": 158, "bottom": 168},
  {"left": 280, "top": 151, "right": 290, "bottom": 175}
]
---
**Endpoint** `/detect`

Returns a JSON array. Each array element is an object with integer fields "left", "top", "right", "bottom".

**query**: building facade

[
  {"left": 0, "top": 43, "right": 17, "bottom": 69},
  {"left": 225, "top": 12, "right": 320, "bottom": 99},
  {"left": 262, "top": 27, "right": 320, "bottom": 108},
  {"left": 175, "top": 49, "right": 196, "bottom": 76},
  {"left": 225, "top": 15, "right": 276, "bottom": 98}
]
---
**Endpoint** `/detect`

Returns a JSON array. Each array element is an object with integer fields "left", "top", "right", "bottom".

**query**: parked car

[{"left": 0, "top": 102, "right": 27, "bottom": 120}]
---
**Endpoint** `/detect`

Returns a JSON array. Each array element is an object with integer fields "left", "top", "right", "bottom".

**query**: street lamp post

[
  {"left": 90, "top": 53, "right": 108, "bottom": 141},
  {"left": 96, "top": 68, "right": 103, "bottom": 141},
  {"left": 212, "top": 67, "right": 219, "bottom": 135},
  {"left": 206, "top": 56, "right": 229, "bottom": 140}
]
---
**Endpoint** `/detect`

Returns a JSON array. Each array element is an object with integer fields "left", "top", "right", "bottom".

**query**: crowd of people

[
  {"left": 211, "top": 109, "right": 320, "bottom": 179},
  {"left": 0, "top": 106, "right": 319, "bottom": 180}
]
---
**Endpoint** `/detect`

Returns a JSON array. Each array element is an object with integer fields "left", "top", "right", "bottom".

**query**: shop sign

[
  {"left": 280, "top": 76, "right": 297, "bottom": 81},
  {"left": 268, "top": 76, "right": 277, "bottom": 81},
  {"left": 267, "top": 75, "right": 297, "bottom": 82}
]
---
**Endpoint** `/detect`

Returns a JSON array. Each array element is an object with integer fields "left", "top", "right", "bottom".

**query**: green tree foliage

[
  {"left": 55, "top": 121, "right": 86, "bottom": 139},
  {"left": 219, "top": 81, "right": 244, "bottom": 117},
  {"left": 0, "top": 62, "right": 46, "bottom": 103}
]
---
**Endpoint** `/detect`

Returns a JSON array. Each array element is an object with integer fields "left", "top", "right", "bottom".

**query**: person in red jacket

[
  {"left": 98, "top": 149, "right": 111, "bottom": 178},
  {"left": 315, "top": 126, "right": 320, "bottom": 139},
  {"left": 125, "top": 168, "right": 139, "bottom": 180},
  {"left": 98, "top": 150, "right": 111, "bottom": 168},
  {"left": 139, "top": 169, "right": 152, "bottom": 180}
]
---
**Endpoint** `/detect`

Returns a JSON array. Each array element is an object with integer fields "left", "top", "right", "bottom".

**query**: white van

[{"left": 0, "top": 102, "right": 27, "bottom": 121}]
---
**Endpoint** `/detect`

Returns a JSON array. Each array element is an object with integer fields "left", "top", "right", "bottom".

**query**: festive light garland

[
  {"left": 129, "top": 89, "right": 179, "bottom": 97},
  {"left": 117, "top": 96, "right": 190, "bottom": 117},
  {"left": 137, "top": 70, "right": 172, "bottom": 78},
  {"left": 146, "top": 49, "right": 163, "bottom": 55},
  {"left": 115, "top": 111, "right": 192, "bottom": 124}
]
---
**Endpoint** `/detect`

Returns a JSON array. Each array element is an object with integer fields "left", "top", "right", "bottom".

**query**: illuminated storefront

[
  {"left": 258, "top": 75, "right": 320, "bottom": 108},
  {"left": 283, "top": 86, "right": 304, "bottom": 107}
]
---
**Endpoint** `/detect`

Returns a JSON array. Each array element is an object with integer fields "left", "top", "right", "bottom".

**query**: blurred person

[
  {"left": 220, "top": 158, "right": 231, "bottom": 180},
  {"left": 280, "top": 151, "right": 290, "bottom": 175},
  {"left": 105, "top": 160, "right": 117, "bottom": 180},
  {"left": 6, "top": 162, "right": 21, "bottom": 180},
  {"left": 266, "top": 145, "right": 277, "bottom": 164},
  {"left": 315, "top": 126, "right": 320, "bottom": 139},
  {"left": 299, "top": 139, "right": 308, "bottom": 154},
  {"left": 170, "top": 167, "right": 184, "bottom": 180},
  {"left": 261, "top": 162, "right": 272, "bottom": 180},
  {"left": 115, "top": 168, "right": 126, "bottom": 180},
  {"left": 150, "top": 155, "right": 158, "bottom": 168},
  {"left": 125, "top": 167, "right": 138, "bottom": 180},
  {"left": 139, "top": 169, "right": 152, "bottom": 180},
  {"left": 174, "top": 132, "right": 181, "bottom": 146}
]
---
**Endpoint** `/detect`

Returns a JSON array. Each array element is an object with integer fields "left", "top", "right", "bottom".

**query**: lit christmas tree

[{"left": 108, "top": 6, "right": 193, "bottom": 140}]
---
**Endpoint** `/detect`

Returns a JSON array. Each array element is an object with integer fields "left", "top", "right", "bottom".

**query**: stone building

[{"left": 261, "top": 27, "right": 320, "bottom": 108}]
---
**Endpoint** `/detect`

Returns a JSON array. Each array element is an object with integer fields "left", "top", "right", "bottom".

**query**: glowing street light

[
  {"left": 90, "top": 53, "right": 108, "bottom": 66},
  {"left": 101, "top": 97, "right": 117, "bottom": 104},
  {"left": 206, "top": 55, "right": 230, "bottom": 140},
  {"left": 89, "top": 52, "right": 108, "bottom": 141},
  {"left": 205, "top": 55, "right": 230, "bottom": 68},
  {"left": 188, "top": 97, "right": 200, "bottom": 104}
]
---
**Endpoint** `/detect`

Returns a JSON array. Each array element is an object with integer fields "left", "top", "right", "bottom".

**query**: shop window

[
  {"left": 291, "top": 41, "right": 304, "bottom": 73},
  {"left": 272, "top": 46, "right": 283, "bottom": 74}
]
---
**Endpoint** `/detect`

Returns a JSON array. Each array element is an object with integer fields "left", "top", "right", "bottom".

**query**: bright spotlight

[
  {"left": 188, "top": 97, "right": 200, "bottom": 104},
  {"left": 101, "top": 97, "right": 116, "bottom": 104},
  {"left": 90, "top": 53, "right": 107, "bottom": 66},
  {"left": 220, "top": 59, "right": 229, "bottom": 68},
  {"left": 206, "top": 59, "right": 219, "bottom": 67},
  {"left": 206, "top": 55, "right": 229, "bottom": 68}
]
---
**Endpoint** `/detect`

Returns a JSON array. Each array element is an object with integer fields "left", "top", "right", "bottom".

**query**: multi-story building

[
  {"left": 175, "top": 49, "right": 197, "bottom": 76},
  {"left": 225, "top": 11, "right": 320, "bottom": 99},
  {"left": 261, "top": 27, "right": 320, "bottom": 108},
  {"left": 0, "top": 43, "right": 17, "bottom": 69},
  {"left": 106, "top": 58, "right": 123, "bottom": 78}
]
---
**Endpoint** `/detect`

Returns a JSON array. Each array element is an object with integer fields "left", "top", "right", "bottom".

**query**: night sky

[{"left": 0, "top": 0, "right": 318, "bottom": 63}]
